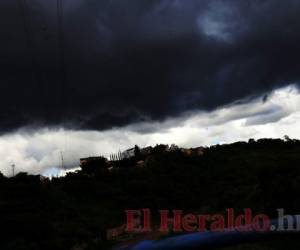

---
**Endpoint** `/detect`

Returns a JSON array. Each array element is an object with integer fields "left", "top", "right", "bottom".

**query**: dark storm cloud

[{"left": 0, "top": 0, "right": 300, "bottom": 132}]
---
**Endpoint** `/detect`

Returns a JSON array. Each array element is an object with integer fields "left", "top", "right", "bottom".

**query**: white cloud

[{"left": 0, "top": 84, "right": 299, "bottom": 176}]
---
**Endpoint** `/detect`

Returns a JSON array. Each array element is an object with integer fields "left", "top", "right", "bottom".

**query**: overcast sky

[{"left": 0, "top": 0, "right": 300, "bottom": 175}]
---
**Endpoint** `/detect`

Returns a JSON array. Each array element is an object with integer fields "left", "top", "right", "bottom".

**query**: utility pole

[
  {"left": 11, "top": 164, "right": 15, "bottom": 177},
  {"left": 60, "top": 151, "right": 65, "bottom": 170}
]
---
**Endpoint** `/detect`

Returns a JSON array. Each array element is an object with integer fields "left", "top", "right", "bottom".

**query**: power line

[
  {"left": 17, "top": 0, "right": 42, "bottom": 91},
  {"left": 17, "top": 0, "right": 52, "bottom": 135},
  {"left": 11, "top": 164, "right": 15, "bottom": 177},
  {"left": 60, "top": 151, "right": 65, "bottom": 170},
  {"left": 57, "top": 0, "right": 69, "bottom": 161},
  {"left": 57, "top": 0, "right": 67, "bottom": 114}
]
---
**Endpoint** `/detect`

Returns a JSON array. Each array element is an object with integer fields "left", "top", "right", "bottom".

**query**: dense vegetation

[{"left": 0, "top": 138, "right": 300, "bottom": 250}]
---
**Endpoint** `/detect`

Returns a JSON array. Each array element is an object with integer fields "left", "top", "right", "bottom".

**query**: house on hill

[
  {"left": 140, "top": 146, "right": 152, "bottom": 155},
  {"left": 124, "top": 148, "right": 135, "bottom": 158},
  {"left": 181, "top": 146, "right": 205, "bottom": 156},
  {"left": 79, "top": 156, "right": 109, "bottom": 174},
  {"left": 80, "top": 157, "right": 106, "bottom": 167}
]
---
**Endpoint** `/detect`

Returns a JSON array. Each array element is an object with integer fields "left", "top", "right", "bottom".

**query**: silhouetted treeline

[{"left": 0, "top": 138, "right": 300, "bottom": 250}]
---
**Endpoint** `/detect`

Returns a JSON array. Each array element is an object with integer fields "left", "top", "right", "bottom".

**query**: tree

[{"left": 134, "top": 145, "right": 141, "bottom": 157}]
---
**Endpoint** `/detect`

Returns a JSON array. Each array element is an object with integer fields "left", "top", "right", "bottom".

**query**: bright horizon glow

[{"left": 0, "top": 84, "right": 299, "bottom": 176}]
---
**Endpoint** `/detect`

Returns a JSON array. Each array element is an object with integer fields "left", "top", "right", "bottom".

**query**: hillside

[{"left": 0, "top": 138, "right": 300, "bottom": 250}]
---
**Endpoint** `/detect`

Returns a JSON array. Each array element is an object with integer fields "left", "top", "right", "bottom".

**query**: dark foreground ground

[{"left": 0, "top": 138, "right": 299, "bottom": 250}]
